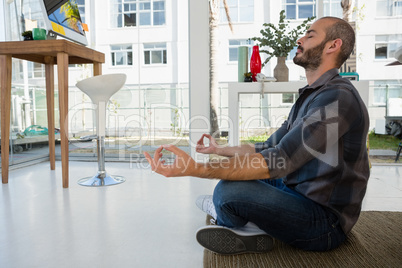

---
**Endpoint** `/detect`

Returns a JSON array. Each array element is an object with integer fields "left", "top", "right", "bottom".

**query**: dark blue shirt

[{"left": 255, "top": 68, "right": 370, "bottom": 234}]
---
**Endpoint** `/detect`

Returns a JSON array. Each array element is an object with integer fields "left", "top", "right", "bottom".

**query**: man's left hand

[{"left": 144, "top": 145, "right": 199, "bottom": 177}]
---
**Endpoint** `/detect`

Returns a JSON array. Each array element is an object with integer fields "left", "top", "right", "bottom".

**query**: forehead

[{"left": 308, "top": 19, "right": 332, "bottom": 35}]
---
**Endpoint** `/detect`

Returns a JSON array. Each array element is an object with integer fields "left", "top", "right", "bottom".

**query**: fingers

[
  {"left": 196, "top": 134, "right": 207, "bottom": 145},
  {"left": 197, "top": 133, "right": 212, "bottom": 145},
  {"left": 144, "top": 146, "right": 164, "bottom": 172},
  {"left": 144, "top": 151, "right": 155, "bottom": 170},
  {"left": 196, "top": 136, "right": 204, "bottom": 146},
  {"left": 144, "top": 145, "right": 194, "bottom": 178},
  {"left": 153, "top": 146, "right": 163, "bottom": 161},
  {"left": 162, "top": 144, "right": 183, "bottom": 155}
]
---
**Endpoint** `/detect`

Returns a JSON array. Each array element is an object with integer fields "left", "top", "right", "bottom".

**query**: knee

[{"left": 212, "top": 180, "right": 248, "bottom": 207}]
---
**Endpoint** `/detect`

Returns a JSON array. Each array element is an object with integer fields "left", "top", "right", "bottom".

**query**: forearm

[
  {"left": 215, "top": 144, "right": 256, "bottom": 157},
  {"left": 195, "top": 153, "right": 270, "bottom": 181}
]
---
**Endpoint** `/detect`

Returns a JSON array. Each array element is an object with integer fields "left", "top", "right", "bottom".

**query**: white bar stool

[{"left": 75, "top": 73, "right": 127, "bottom": 186}]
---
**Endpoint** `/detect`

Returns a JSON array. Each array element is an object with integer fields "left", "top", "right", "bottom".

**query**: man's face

[{"left": 293, "top": 20, "right": 330, "bottom": 71}]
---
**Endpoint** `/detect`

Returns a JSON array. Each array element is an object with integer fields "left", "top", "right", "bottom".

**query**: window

[
  {"left": 283, "top": 0, "right": 316, "bottom": 20},
  {"left": 373, "top": 80, "right": 402, "bottom": 105},
  {"left": 221, "top": 0, "right": 254, "bottom": 23},
  {"left": 110, "top": 0, "right": 165, "bottom": 28},
  {"left": 323, "top": 0, "right": 342, "bottom": 17},
  {"left": 282, "top": 93, "right": 298, "bottom": 105},
  {"left": 77, "top": 0, "right": 86, "bottom": 23},
  {"left": 28, "top": 62, "right": 45, "bottom": 78},
  {"left": 228, "top": 39, "right": 254, "bottom": 62},
  {"left": 375, "top": 35, "right": 402, "bottom": 59},
  {"left": 376, "top": 0, "right": 402, "bottom": 17},
  {"left": 153, "top": 1, "right": 166, "bottom": 25},
  {"left": 111, "top": 45, "right": 133, "bottom": 66},
  {"left": 144, "top": 43, "right": 167, "bottom": 65}
]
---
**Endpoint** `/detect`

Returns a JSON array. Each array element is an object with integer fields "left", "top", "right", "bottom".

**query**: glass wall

[
  {"left": 1, "top": 0, "right": 401, "bottom": 167},
  {"left": 1, "top": 0, "right": 51, "bottom": 167}
]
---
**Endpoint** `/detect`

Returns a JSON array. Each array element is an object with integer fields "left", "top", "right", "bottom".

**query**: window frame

[
  {"left": 281, "top": 93, "right": 299, "bottom": 106},
  {"left": 373, "top": 80, "right": 402, "bottom": 106},
  {"left": 110, "top": 0, "right": 166, "bottom": 28},
  {"left": 374, "top": 34, "right": 402, "bottom": 60},
  {"left": 322, "top": 0, "right": 342, "bottom": 17},
  {"left": 220, "top": 0, "right": 254, "bottom": 23},
  {"left": 228, "top": 39, "right": 254, "bottom": 63},
  {"left": 110, "top": 44, "right": 133, "bottom": 67},
  {"left": 376, "top": 0, "right": 402, "bottom": 17},
  {"left": 282, "top": 0, "right": 316, "bottom": 20},
  {"left": 26, "top": 62, "right": 45, "bottom": 79},
  {"left": 143, "top": 42, "right": 168, "bottom": 65}
]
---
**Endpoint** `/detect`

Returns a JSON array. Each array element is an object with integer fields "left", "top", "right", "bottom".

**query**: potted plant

[
  {"left": 244, "top": 72, "right": 253, "bottom": 82},
  {"left": 22, "top": 30, "right": 33, "bottom": 41},
  {"left": 250, "top": 10, "right": 315, "bottom": 81}
]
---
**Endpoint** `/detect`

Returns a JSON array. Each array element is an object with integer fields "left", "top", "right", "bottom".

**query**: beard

[{"left": 293, "top": 40, "right": 327, "bottom": 71}]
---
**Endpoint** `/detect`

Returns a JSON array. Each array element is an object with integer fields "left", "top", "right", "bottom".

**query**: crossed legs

[{"left": 212, "top": 179, "right": 346, "bottom": 251}]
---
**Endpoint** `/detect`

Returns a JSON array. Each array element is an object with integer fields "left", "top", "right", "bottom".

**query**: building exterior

[{"left": 1, "top": 0, "right": 401, "bottom": 137}]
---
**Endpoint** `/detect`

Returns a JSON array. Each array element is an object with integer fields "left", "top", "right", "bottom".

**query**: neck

[{"left": 305, "top": 64, "right": 336, "bottom": 85}]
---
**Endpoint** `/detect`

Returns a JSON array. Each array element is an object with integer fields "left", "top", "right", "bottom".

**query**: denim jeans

[{"left": 213, "top": 179, "right": 347, "bottom": 251}]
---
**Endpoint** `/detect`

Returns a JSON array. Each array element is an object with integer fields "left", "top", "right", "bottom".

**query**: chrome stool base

[{"left": 78, "top": 172, "right": 126, "bottom": 187}]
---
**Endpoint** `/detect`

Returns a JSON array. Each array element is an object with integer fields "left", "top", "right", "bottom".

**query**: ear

[{"left": 326, "top": 38, "right": 343, "bottom": 55}]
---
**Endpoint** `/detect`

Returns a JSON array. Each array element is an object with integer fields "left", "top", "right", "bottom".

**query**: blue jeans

[{"left": 213, "top": 179, "right": 347, "bottom": 251}]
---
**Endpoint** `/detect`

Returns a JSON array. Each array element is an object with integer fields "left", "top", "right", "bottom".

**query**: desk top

[{"left": 0, "top": 40, "right": 105, "bottom": 65}]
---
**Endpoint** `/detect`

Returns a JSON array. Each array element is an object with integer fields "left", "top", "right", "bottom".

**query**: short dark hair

[{"left": 320, "top": 17, "right": 355, "bottom": 68}]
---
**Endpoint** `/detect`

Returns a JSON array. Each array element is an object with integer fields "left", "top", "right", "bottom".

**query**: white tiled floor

[
  {"left": 0, "top": 161, "right": 401, "bottom": 268},
  {"left": 362, "top": 164, "right": 402, "bottom": 211}
]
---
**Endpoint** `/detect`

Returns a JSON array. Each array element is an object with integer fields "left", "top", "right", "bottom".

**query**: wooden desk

[{"left": 0, "top": 40, "right": 105, "bottom": 188}]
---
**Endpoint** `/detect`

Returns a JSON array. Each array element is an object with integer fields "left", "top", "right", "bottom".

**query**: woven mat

[{"left": 203, "top": 211, "right": 402, "bottom": 268}]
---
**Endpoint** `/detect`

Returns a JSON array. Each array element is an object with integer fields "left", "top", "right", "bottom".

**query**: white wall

[
  {"left": 92, "top": 0, "right": 184, "bottom": 86},
  {"left": 357, "top": 1, "right": 402, "bottom": 80}
]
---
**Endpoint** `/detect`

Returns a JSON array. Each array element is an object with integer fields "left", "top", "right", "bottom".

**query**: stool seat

[
  {"left": 76, "top": 73, "right": 126, "bottom": 104},
  {"left": 75, "top": 74, "right": 127, "bottom": 187}
]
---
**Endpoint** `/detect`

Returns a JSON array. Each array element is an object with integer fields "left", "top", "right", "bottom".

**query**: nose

[{"left": 297, "top": 36, "right": 304, "bottom": 45}]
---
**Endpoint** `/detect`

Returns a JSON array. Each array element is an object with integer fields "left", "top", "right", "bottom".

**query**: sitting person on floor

[{"left": 145, "top": 16, "right": 370, "bottom": 254}]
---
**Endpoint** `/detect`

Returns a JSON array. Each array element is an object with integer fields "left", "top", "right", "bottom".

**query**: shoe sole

[{"left": 196, "top": 226, "right": 273, "bottom": 255}]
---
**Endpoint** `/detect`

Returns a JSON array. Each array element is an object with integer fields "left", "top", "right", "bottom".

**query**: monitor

[{"left": 39, "top": 0, "right": 88, "bottom": 46}]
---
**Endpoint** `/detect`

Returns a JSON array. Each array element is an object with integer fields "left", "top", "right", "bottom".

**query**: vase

[
  {"left": 244, "top": 76, "right": 252, "bottom": 82},
  {"left": 274, "top": 56, "right": 289, "bottom": 82},
  {"left": 250, "top": 45, "right": 261, "bottom": 82}
]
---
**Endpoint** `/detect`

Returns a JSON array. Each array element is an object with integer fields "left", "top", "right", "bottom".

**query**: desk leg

[
  {"left": 57, "top": 53, "right": 69, "bottom": 188},
  {"left": 0, "top": 55, "right": 12, "bottom": 184},
  {"left": 93, "top": 62, "right": 102, "bottom": 76},
  {"left": 45, "top": 62, "right": 56, "bottom": 170}
]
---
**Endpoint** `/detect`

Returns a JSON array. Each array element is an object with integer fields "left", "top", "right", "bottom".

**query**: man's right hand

[{"left": 196, "top": 134, "right": 219, "bottom": 155}]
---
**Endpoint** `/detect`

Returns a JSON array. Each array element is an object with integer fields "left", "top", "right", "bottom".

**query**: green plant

[
  {"left": 108, "top": 99, "right": 120, "bottom": 114},
  {"left": 21, "top": 30, "right": 33, "bottom": 39},
  {"left": 244, "top": 72, "right": 253, "bottom": 78},
  {"left": 170, "top": 108, "right": 182, "bottom": 136},
  {"left": 368, "top": 132, "right": 400, "bottom": 151},
  {"left": 250, "top": 10, "right": 315, "bottom": 67}
]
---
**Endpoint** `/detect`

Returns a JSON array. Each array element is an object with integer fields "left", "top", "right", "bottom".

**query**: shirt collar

[{"left": 298, "top": 68, "right": 340, "bottom": 95}]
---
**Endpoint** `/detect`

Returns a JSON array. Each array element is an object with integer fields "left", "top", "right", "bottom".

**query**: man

[{"left": 144, "top": 16, "right": 370, "bottom": 254}]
